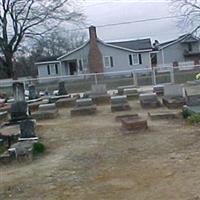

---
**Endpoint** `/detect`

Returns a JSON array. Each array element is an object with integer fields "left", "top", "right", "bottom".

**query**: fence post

[
  {"left": 133, "top": 71, "right": 138, "bottom": 86},
  {"left": 152, "top": 68, "right": 156, "bottom": 85},
  {"left": 170, "top": 67, "right": 175, "bottom": 83},
  {"left": 94, "top": 73, "right": 98, "bottom": 85}
]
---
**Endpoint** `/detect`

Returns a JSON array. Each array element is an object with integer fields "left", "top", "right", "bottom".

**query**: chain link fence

[{"left": 0, "top": 65, "right": 200, "bottom": 96}]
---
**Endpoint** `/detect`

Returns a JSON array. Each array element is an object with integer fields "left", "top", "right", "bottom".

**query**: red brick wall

[{"left": 88, "top": 26, "right": 104, "bottom": 73}]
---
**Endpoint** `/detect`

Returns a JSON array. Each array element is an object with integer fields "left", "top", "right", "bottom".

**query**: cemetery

[{"left": 1, "top": 81, "right": 200, "bottom": 200}]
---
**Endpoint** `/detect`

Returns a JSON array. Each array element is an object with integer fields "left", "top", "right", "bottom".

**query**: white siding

[{"left": 97, "top": 42, "right": 151, "bottom": 72}]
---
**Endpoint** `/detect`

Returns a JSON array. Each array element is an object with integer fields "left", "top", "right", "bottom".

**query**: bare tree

[
  {"left": 30, "top": 28, "right": 87, "bottom": 57},
  {"left": 171, "top": 0, "right": 200, "bottom": 33},
  {"left": 0, "top": 0, "right": 84, "bottom": 78}
]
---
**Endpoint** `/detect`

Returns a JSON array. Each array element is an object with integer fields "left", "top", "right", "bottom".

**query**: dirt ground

[{"left": 1, "top": 100, "right": 200, "bottom": 200}]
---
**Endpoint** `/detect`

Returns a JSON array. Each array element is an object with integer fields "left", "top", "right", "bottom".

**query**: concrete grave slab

[
  {"left": 32, "top": 103, "right": 58, "bottom": 120},
  {"left": 123, "top": 88, "right": 139, "bottom": 100},
  {"left": 120, "top": 116, "right": 148, "bottom": 133},
  {"left": 70, "top": 98, "right": 97, "bottom": 116},
  {"left": 183, "top": 105, "right": 200, "bottom": 115},
  {"left": 162, "top": 96, "right": 185, "bottom": 108},
  {"left": 111, "top": 95, "right": 131, "bottom": 112},
  {"left": 139, "top": 93, "right": 161, "bottom": 108},
  {"left": 71, "top": 105, "right": 97, "bottom": 116},
  {"left": 162, "top": 84, "right": 185, "bottom": 108},
  {"left": 76, "top": 98, "right": 93, "bottom": 107},
  {"left": 0, "top": 125, "right": 20, "bottom": 137},
  {"left": 56, "top": 98, "right": 76, "bottom": 108},
  {"left": 148, "top": 111, "right": 179, "bottom": 120},
  {"left": 8, "top": 141, "right": 34, "bottom": 161},
  {"left": 117, "top": 85, "right": 136, "bottom": 95},
  {"left": 115, "top": 114, "right": 139, "bottom": 122}
]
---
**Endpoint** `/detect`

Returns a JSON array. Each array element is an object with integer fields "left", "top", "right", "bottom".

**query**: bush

[
  {"left": 33, "top": 142, "right": 45, "bottom": 154},
  {"left": 187, "top": 113, "right": 200, "bottom": 124},
  {"left": 181, "top": 108, "right": 191, "bottom": 119},
  {"left": 0, "top": 145, "right": 6, "bottom": 154}
]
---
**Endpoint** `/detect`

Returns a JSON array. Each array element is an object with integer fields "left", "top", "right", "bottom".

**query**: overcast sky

[{"left": 78, "top": 0, "right": 186, "bottom": 43}]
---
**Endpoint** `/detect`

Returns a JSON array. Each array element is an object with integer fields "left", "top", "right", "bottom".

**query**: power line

[{"left": 68, "top": 15, "right": 185, "bottom": 32}]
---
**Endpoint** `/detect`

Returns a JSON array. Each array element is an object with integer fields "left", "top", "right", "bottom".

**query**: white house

[
  {"left": 151, "top": 34, "right": 200, "bottom": 69},
  {"left": 35, "top": 26, "right": 153, "bottom": 78}
]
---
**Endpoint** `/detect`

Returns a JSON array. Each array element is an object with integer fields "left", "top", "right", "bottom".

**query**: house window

[
  {"left": 129, "top": 55, "right": 133, "bottom": 65},
  {"left": 79, "top": 60, "right": 83, "bottom": 71},
  {"left": 47, "top": 64, "right": 50, "bottom": 75},
  {"left": 50, "top": 64, "right": 56, "bottom": 75},
  {"left": 139, "top": 54, "right": 142, "bottom": 64},
  {"left": 104, "top": 56, "right": 114, "bottom": 68},
  {"left": 129, "top": 53, "right": 139, "bottom": 65},
  {"left": 188, "top": 43, "right": 192, "bottom": 52},
  {"left": 55, "top": 63, "right": 59, "bottom": 74}
]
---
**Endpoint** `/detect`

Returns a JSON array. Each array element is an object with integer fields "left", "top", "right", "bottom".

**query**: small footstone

[
  {"left": 148, "top": 111, "right": 178, "bottom": 120},
  {"left": 120, "top": 116, "right": 148, "bottom": 133}
]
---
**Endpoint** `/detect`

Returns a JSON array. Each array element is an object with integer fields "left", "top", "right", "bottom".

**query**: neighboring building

[
  {"left": 36, "top": 26, "right": 153, "bottom": 78},
  {"left": 151, "top": 34, "right": 200, "bottom": 68},
  {"left": 35, "top": 27, "right": 200, "bottom": 78}
]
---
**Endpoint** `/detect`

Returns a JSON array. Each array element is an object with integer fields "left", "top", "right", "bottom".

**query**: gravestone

[
  {"left": 111, "top": 95, "right": 131, "bottom": 112},
  {"left": 58, "top": 81, "right": 67, "bottom": 96},
  {"left": 162, "top": 84, "right": 185, "bottom": 108},
  {"left": 153, "top": 84, "right": 164, "bottom": 95},
  {"left": 183, "top": 88, "right": 200, "bottom": 114},
  {"left": 71, "top": 98, "right": 97, "bottom": 116},
  {"left": 90, "top": 84, "right": 110, "bottom": 105},
  {"left": 91, "top": 84, "right": 107, "bottom": 95},
  {"left": 10, "top": 82, "right": 30, "bottom": 123},
  {"left": 29, "top": 85, "right": 37, "bottom": 100},
  {"left": 32, "top": 103, "right": 58, "bottom": 120},
  {"left": 10, "top": 101, "right": 29, "bottom": 122},
  {"left": 123, "top": 88, "right": 139, "bottom": 100},
  {"left": 13, "top": 82, "right": 25, "bottom": 101},
  {"left": 139, "top": 93, "right": 160, "bottom": 108},
  {"left": 76, "top": 98, "right": 93, "bottom": 107},
  {"left": 20, "top": 119, "right": 36, "bottom": 138}
]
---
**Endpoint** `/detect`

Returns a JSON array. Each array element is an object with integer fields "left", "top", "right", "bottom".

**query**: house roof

[
  {"left": 159, "top": 34, "right": 200, "bottom": 50},
  {"left": 108, "top": 38, "right": 152, "bottom": 51},
  {"left": 36, "top": 56, "right": 60, "bottom": 63},
  {"left": 58, "top": 38, "right": 152, "bottom": 61}
]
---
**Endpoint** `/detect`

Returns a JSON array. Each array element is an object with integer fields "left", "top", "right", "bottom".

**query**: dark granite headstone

[
  {"left": 29, "top": 85, "right": 37, "bottom": 100},
  {"left": 58, "top": 81, "right": 67, "bottom": 96},
  {"left": 10, "top": 82, "right": 29, "bottom": 123},
  {"left": 10, "top": 101, "right": 29, "bottom": 122},
  {"left": 20, "top": 120, "right": 35, "bottom": 138}
]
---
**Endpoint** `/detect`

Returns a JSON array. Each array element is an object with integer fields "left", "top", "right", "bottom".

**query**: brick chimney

[{"left": 88, "top": 26, "right": 104, "bottom": 73}]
